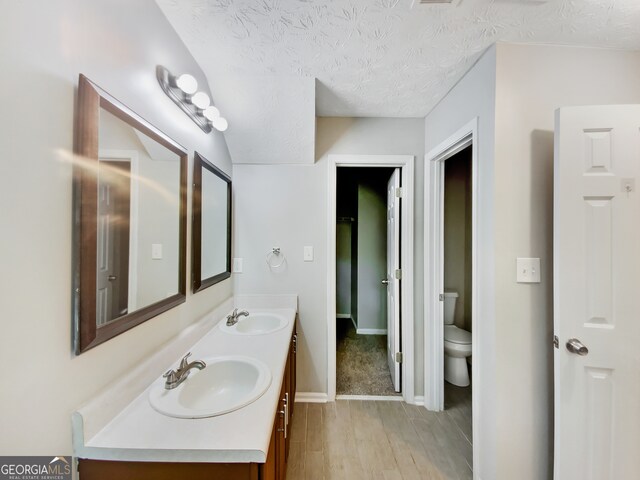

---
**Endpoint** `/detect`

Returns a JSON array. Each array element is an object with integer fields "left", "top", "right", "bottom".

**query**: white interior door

[
  {"left": 386, "top": 168, "right": 401, "bottom": 392},
  {"left": 554, "top": 105, "right": 640, "bottom": 479},
  {"left": 96, "top": 173, "right": 115, "bottom": 326}
]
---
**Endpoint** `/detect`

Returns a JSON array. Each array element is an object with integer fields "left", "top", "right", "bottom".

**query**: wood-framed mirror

[
  {"left": 74, "top": 74, "right": 187, "bottom": 354},
  {"left": 192, "top": 152, "right": 231, "bottom": 292}
]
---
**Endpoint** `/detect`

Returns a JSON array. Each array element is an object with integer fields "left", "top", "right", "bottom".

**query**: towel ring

[{"left": 266, "top": 248, "right": 285, "bottom": 268}]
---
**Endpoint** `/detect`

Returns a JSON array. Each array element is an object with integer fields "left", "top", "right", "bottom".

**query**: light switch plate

[
  {"left": 517, "top": 257, "right": 541, "bottom": 283},
  {"left": 304, "top": 246, "right": 314, "bottom": 262},
  {"left": 151, "top": 243, "right": 163, "bottom": 260},
  {"left": 232, "top": 258, "right": 243, "bottom": 273}
]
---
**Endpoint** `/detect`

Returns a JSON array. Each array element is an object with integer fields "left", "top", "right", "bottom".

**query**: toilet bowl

[{"left": 442, "top": 292, "right": 472, "bottom": 387}]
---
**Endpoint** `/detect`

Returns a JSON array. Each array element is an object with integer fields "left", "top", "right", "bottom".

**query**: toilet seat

[{"left": 444, "top": 325, "right": 471, "bottom": 345}]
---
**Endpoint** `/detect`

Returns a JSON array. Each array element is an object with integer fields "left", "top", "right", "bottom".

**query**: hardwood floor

[{"left": 286, "top": 392, "right": 472, "bottom": 479}]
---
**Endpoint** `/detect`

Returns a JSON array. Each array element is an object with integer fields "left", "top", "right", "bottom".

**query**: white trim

[
  {"left": 294, "top": 392, "right": 329, "bottom": 403},
  {"left": 413, "top": 395, "right": 425, "bottom": 406},
  {"left": 336, "top": 314, "right": 352, "bottom": 319},
  {"left": 327, "top": 154, "right": 415, "bottom": 404},
  {"left": 424, "top": 118, "right": 480, "bottom": 478},
  {"left": 356, "top": 328, "right": 387, "bottom": 335},
  {"left": 99, "top": 149, "right": 139, "bottom": 312},
  {"left": 335, "top": 394, "right": 404, "bottom": 401}
]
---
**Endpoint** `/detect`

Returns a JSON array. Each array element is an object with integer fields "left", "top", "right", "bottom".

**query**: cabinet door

[
  {"left": 276, "top": 378, "right": 287, "bottom": 480},
  {"left": 289, "top": 318, "right": 297, "bottom": 415},
  {"left": 283, "top": 352, "right": 292, "bottom": 463},
  {"left": 260, "top": 419, "right": 277, "bottom": 480}
]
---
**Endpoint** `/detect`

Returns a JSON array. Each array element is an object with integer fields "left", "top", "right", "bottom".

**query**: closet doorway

[
  {"left": 335, "top": 167, "right": 398, "bottom": 396},
  {"left": 327, "top": 154, "right": 415, "bottom": 403}
]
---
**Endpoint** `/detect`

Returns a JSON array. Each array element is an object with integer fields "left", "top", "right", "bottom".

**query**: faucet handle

[
  {"left": 163, "top": 369, "right": 177, "bottom": 381},
  {"left": 232, "top": 308, "right": 238, "bottom": 316},
  {"left": 179, "top": 352, "right": 192, "bottom": 370}
]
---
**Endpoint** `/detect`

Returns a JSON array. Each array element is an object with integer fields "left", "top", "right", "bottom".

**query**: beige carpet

[{"left": 336, "top": 319, "right": 400, "bottom": 396}]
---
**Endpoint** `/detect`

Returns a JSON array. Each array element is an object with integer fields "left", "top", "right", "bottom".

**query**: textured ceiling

[
  {"left": 156, "top": 0, "right": 640, "bottom": 162},
  {"left": 157, "top": 0, "right": 640, "bottom": 117}
]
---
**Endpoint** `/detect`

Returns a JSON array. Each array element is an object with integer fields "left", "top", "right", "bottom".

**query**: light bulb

[
  {"left": 176, "top": 74, "right": 198, "bottom": 95},
  {"left": 212, "top": 117, "right": 228, "bottom": 132},
  {"left": 203, "top": 106, "right": 220, "bottom": 121},
  {"left": 191, "top": 91, "right": 210, "bottom": 110}
]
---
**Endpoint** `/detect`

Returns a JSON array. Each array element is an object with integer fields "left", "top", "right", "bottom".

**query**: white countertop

[{"left": 73, "top": 299, "right": 297, "bottom": 463}]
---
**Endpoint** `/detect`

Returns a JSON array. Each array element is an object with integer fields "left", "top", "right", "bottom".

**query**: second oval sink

[
  {"left": 220, "top": 312, "right": 288, "bottom": 335},
  {"left": 148, "top": 356, "right": 272, "bottom": 418}
]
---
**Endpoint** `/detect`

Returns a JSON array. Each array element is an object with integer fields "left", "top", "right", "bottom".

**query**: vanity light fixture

[
  {"left": 191, "top": 91, "right": 210, "bottom": 110},
  {"left": 176, "top": 74, "right": 198, "bottom": 95},
  {"left": 156, "top": 66, "right": 228, "bottom": 134}
]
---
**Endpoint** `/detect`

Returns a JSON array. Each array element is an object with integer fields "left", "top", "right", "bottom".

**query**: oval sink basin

[
  {"left": 220, "top": 312, "right": 288, "bottom": 335},
  {"left": 149, "top": 356, "right": 272, "bottom": 418}
]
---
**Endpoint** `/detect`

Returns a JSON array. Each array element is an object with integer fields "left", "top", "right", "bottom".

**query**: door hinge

[
  {"left": 395, "top": 187, "right": 403, "bottom": 198},
  {"left": 395, "top": 352, "right": 403, "bottom": 363},
  {"left": 395, "top": 269, "right": 402, "bottom": 280},
  {"left": 553, "top": 335, "right": 559, "bottom": 349},
  {"left": 439, "top": 293, "right": 444, "bottom": 301}
]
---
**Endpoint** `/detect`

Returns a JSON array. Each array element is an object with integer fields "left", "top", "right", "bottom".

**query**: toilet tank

[{"left": 443, "top": 292, "right": 458, "bottom": 325}]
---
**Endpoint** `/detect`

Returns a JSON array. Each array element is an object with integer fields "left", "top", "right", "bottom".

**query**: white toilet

[{"left": 443, "top": 292, "right": 472, "bottom": 387}]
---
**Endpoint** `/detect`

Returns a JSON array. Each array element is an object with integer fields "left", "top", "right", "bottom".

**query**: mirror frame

[
  {"left": 192, "top": 152, "right": 232, "bottom": 292},
  {"left": 73, "top": 74, "right": 188, "bottom": 354}
]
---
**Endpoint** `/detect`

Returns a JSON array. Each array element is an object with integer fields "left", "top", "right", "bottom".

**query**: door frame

[
  {"left": 424, "top": 118, "right": 479, "bottom": 472},
  {"left": 327, "top": 154, "right": 415, "bottom": 403}
]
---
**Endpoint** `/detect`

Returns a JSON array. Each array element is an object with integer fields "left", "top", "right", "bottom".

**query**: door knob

[
  {"left": 107, "top": 275, "right": 117, "bottom": 281},
  {"left": 566, "top": 338, "right": 588, "bottom": 356},
  {"left": 381, "top": 278, "right": 389, "bottom": 285}
]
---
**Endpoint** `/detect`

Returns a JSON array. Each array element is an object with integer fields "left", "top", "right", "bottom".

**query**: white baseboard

[
  {"left": 336, "top": 394, "right": 404, "bottom": 401},
  {"left": 336, "top": 314, "right": 351, "bottom": 319},
  {"left": 356, "top": 328, "right": 387, "bottom": 335},
  {"left": 413, "top": 395, "right": 425, "bottom": 406},
  {"left": 295, "top": 392, "right": 328, "bottom": 403}
]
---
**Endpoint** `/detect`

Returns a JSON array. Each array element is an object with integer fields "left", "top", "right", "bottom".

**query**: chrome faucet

[
  {"left": 163, "top": 352, "right": 206, "bottom": 390},
  {"left": 226, "top": 308, "right": 249, "bottom": 326}
]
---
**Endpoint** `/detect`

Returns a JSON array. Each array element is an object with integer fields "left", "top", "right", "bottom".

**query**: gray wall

[
  {"left": 335, "top": 221, "right": 352, "bottom": 316},
  {"left": 0, "top": 0, "right": 233, "bottom": 455},
  {"left": 336, "top": 168, "right": 392, "bottom": 332},
  {"left": 356, "top": 178, "right": 389, "bottom": 333},
  {"left": 444, "top": 147, "right": 472, "bottom": 332},
  {"left": 234, "top": 117, "right": 425, "bottom": 395}
]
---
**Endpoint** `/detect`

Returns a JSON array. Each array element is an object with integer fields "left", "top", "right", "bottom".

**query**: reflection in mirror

[
  {"left": 74, "top": 75, "right": 187, "bottom": 353},
  {"left": 192, "top": 152, "right": 231, "bottom": 292},
  {"left": 97, "top": 109, "right": 181, "bottom": 325}
]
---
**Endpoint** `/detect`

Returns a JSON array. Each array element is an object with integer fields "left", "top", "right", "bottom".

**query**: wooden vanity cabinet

[
  {"left": 78, "top": 323, "right": 297, "bottom": 480},
  {"left": 262, "top": 318, "right": 296, "bottom": 480}
]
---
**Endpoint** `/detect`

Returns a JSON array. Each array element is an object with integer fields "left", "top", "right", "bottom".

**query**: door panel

[
  {"left": 554, "top": 105, "right": 640, "bottom": 479},
  {"left": 386, "top": 168, "right": 401, "bottom": 392},
  {"left": 96, "top": 160, "right": 131, "bottom": 326}
]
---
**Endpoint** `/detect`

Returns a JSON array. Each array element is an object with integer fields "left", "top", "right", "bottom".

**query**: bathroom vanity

[{"left": 73, "top": 296, "right": 298, "bottom": 480}]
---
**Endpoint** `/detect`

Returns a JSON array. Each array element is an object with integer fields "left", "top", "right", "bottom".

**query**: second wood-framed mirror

[
  {"left": 192, "top": 152, "right": 232, "bottom": 292},
  {"left": 74, "top": 74, "right": 188, "bottom": 354}
]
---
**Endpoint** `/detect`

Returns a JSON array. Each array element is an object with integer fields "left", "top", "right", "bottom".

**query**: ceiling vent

[{"left": 411, "top": 0, "right": 460, "bottom": 7}]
